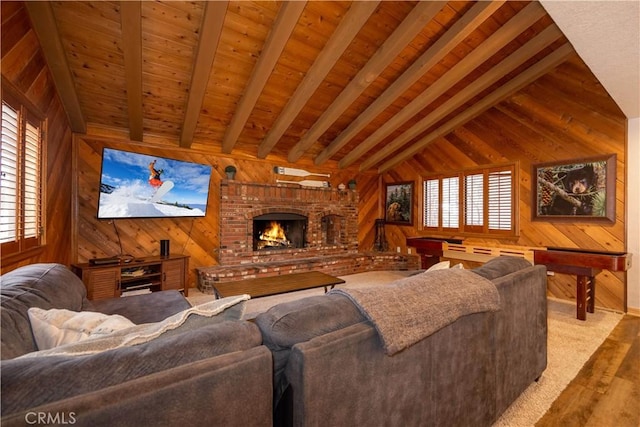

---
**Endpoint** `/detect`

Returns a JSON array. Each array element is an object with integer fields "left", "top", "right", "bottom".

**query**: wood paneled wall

[
  {"left": 377, "top": 54, "right": 627, "bottom": 312},
  {"left": 74, "top": 135, "right": 361, "bottom": 286},
  {"left": 1, "top": 2, "right": 73, "bottom": 273}
]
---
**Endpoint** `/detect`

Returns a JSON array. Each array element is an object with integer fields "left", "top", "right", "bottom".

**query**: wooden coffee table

[{"left": 212, "top": 271, "right": 345, "bottom": 298}]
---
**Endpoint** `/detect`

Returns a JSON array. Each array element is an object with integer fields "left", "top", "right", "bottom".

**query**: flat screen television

[{"left": 97, "top": 147, "right": 212, "bottom": 219}]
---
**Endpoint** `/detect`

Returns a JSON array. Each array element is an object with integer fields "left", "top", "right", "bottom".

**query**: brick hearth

[{"left": 197, "top": 180, "right": 419, "bottom": 294}]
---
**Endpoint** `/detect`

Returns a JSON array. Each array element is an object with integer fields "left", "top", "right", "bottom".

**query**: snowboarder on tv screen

[{"left": 148, "top": 160, "right": 164, "bottom": 189}]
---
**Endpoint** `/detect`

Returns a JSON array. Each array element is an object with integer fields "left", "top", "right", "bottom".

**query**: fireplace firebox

[{"left": 253, "top": 213, "right": 307, "bottom": 251}]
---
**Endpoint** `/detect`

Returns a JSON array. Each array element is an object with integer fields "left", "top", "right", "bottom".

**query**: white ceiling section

[{"left": 540, "top": 0, "right": 640, "bottom": 118}]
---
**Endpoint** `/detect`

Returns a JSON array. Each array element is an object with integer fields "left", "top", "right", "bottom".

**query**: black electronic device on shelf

[{"left": 88, "top": 256, "right": 121, "bottom": 266}]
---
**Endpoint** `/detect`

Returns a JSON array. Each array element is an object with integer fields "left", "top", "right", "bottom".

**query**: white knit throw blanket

[{"left": 329, "top": 269, "right": 500, "bottom": 355}]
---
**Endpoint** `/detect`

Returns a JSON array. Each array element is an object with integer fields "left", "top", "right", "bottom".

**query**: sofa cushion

[
  {"left": 424, "top": 260, "right": 464, "bottom": 271},
  {"left": 425, "top": 260, "right": 451, "bottom": 271},
  {"left": 1, "top": 264, "right": 90, "bottom": 359},
  {"left": 472, "top": 256, "right": 532, "bottom": 280},
  {"left": 20, "top": 295, "right": 249, "bottom": 358},
  {"left": 27, "top": 308, "right": 135, "bottom": 350},
  {"left": 87, "top": 290, "right": 191, "bottom": 324},
  {"left": 0, "top": 320, "right": 263, "bottom": 416},
  {"left": 255, "top": 294, "right": 364, "bottom": 350},
  {"left": 255, "top": 294, "right": 364, "bottom": 405}
]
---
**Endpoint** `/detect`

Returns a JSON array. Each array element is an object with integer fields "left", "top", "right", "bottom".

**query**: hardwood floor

[{"left": 536, "top": 314, "right": 640, "bottom": 427}]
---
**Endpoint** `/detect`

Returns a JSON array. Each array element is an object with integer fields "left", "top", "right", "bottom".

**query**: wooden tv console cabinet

[{"left": 72, "top": 255, "right": 190, "bottom": 300}]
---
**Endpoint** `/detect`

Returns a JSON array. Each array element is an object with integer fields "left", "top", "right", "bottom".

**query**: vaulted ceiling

[{"left": 26, "top": 1, "right": 577, "bottom": 172}]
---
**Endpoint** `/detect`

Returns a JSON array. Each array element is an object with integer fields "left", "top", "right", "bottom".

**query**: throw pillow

[
  {"left": 425, "top": 260, "right": 450, "bottom": 271},
  {"left": 20, "top": 294, "right": 250, "bottom": 358},
  {"left": 27, "top": 308, "right": 135, "bottom": 351}
]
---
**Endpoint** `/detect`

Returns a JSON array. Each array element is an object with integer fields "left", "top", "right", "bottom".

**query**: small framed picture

[
  {"left": 385, "top": 181, "right": 414, "bottom": 225},
  {"left": 532, "top": 154, "right": 616, "bottom": 223}
]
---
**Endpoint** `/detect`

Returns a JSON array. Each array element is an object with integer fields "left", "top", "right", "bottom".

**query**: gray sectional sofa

[
  {"left": 0, "top": 263, "right": 273, "bottom": 427},
  {"left": 1, "top": 257, "right": 547, "bottom": 427},
  {"left": 255, "top": 257, "right": 548, "bottom": 426}
]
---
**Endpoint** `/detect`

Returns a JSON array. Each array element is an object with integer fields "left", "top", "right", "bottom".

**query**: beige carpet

[{"left": 187, "top": 271, "right": 623, "bottom": 426}]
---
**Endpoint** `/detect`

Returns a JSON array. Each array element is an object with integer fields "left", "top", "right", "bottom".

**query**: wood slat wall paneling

[
  {"left": 380, "top": 55, "right": 627, "bottom": 312},
  {"left": 74, "top": 135, "right": 360, "bottom": 288}
]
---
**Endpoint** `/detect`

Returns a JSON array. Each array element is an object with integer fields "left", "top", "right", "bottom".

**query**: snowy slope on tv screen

[{"left": 97, "top": 148, "right": 212, "bottom": 219}]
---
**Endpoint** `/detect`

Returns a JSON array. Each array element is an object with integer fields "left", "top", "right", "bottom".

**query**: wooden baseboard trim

[{"left": 626, "top": 306, "right": 640, "bottom": 317}]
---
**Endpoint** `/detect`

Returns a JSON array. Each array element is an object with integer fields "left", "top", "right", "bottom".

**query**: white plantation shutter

[
  {"left": 423, "top": 179, "right": 439, "bottom": 227},
  {"left": 442, "top": 176, "right": 459, "bottom": 229},
  {"left": 1, "top": 102, "right": 19, "bottom": 243},
  {"left": 23, "top": 120, "right": 41, "bottom": 239},
  {"left": 465, "top": 173, "right": 483, "bottom": 227},
  {"left": 421, "top": 164, "right": 515, "bottom": 235},
  {"left": 488, "top": 169, "right": 512, "bottom": 230},
  {"left": 0, "top": 94, "right": 44, "bottom": 253}
]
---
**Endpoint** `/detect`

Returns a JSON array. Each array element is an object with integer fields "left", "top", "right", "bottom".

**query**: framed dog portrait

[
  {"left": 532, "top": 154, "right": 616, "bottom": 223},
  {"left": 385, "top": 182, "right": 413, "bottom": 225}
]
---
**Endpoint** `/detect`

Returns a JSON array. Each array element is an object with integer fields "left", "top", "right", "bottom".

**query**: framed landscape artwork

[
  {"left": 385, "top": 182, "right": 413, "bottom": 225},
  {"left": 532, "top": 154, "right": 616, "bottom": 223}
]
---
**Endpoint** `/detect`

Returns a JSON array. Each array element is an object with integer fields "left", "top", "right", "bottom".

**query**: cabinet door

[
  {"left": 85, "top": 268, "right": 120, "bottom": 300},
  {"left": 162, "top": 259, "right": 186, "bottom": 291}
]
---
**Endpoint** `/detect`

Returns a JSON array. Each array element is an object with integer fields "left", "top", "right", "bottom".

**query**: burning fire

[{"left": 258, "top": 221, "right": 290, "bottom": 247}]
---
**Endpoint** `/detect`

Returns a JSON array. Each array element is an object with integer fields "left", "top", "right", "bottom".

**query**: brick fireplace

[
  {"left": 197, "top": 180, "right": 419, "bottom": 294},
  {"left": 218, "top": 180, "right": 358, "bottom": 265}
]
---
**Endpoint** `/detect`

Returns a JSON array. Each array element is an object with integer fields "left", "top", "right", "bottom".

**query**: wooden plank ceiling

[{"left": 26, "top": 1, "right": 572, "bottom": 172}]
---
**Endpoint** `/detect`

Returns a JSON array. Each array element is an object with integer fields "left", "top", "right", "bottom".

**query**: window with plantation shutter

[
  {"left": 23, "top": 120, "right": 41, "bottom": 240},
  {"left": 1, "top": 104, "right": 19, "bottom": 244},
  {"left": 1, "top": 90, "right": 45, "bottom": 256},
  {"left": 442, "top": 176, "right": 459, "bottom": 229},
  {"left": 465, "top": 173, "right": 483, "bottom": 228},
  {"left": 421, "top": 164, "right": 516, "bottom": 236},
  {"left": 488, "top": 169, "right": 512, "bottom": 231},
  {"left": 423, "top": 179, "right": 439, "bottom": 228}
]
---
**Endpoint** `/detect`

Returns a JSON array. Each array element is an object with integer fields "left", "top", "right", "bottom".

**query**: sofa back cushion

[
  {"left": 255, "top": 294, "right": 364, "bottom": 404},
  {"left": 472, "top": 256, "right": 532, "bottom": 280},
  {"left": 1, "top": 320, "right": 263, "bottom": 415},
  {"left": 255, "top": 294, "right": 364, "bottom": 350},
  {"left": 1, "top": 264, "right": 88, "bottom": 359}
]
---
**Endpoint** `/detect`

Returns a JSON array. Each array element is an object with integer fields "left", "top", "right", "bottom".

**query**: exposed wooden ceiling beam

[
  {"left": 256, "top": 1, "right": 380, "bottom": 159},
  {"left": 286, "top": 1, "right": 447, "bottom": 163},
  {"left": 180, "top": 1, "right": 228, "bottom": 148},
  {"left": 377, "top": 44, "right": 575, "bottom": 173},
  {"left": 24, "top": 1, "right": 86, "bottom": 133},
  {"left": 120, "top": 1, "right": 143, "bottom": 142},
  {"left": 221, "top": 1, "right": 307, "bottom": 154},
  {"left": 360, "top": 23, "right": 564, "bottom": 171},
  {"left": 341, "top": 1, "right": 546, "bottom": 169},
  {"left": 314, "top": 0, "right": 503, "bottom": 166}
]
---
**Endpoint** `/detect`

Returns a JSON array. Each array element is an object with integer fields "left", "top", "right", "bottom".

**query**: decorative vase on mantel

[{"left": 224, "top": 165, "right": 237, "bottom": 180}]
